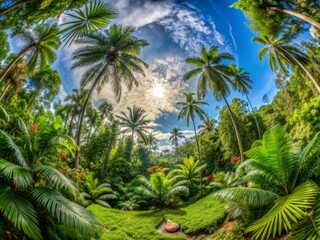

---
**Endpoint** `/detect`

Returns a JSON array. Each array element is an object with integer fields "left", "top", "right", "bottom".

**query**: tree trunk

[
  {"left": 64, "top": 112, "right": 70, "bottom": 128},
  {"left": 0, "top": 44, "right": 34, "bottom": 82},
  {"left": 74, "top": 83, "right": 98, "bottom": 169},
  {"left": 0, "top": 80, "right": 12, "bottom": 102},
  {"left": 68, "top": 114, "right": 75, "bottom": 136},
  {"left": 0, "top": 0, "right": 33, "bottom": 16},
  {"left": 245, "top": 94, "right": 262, "bottom": 139},
  {"left": 222, "top": 95, "right": 244, "bottom": 162},
  {"left": 269, "top": 6, "right": 320, "bottom": 30},
  {"left": 192, "top": 117, "right": 202, "bottom": 195}
]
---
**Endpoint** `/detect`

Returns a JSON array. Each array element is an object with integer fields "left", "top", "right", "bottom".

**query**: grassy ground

[{"left": 88, "top": 194, "right": 226, "bottom": 240}]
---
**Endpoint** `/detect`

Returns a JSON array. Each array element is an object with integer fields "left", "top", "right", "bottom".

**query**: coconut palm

[
  {"left": 117, "top": 105, "right": 151, "bottom": 143},
  {"left": 184, "top": 46, "right": 244, "bottom": 162},
  {"left": 177, "top": 92, "right": 208, "bottom": 194},
  {"left": 59, "top": 0, "right": 117, "bottom": 45},
  {"left": 213, "top": 125, "right": 320, "bottom": 240},
  {"left": 72, "top": 25, "right": 148, "bottom": 168},
  {"left": 252, "top": 34, "right": 320, "bottom": 93},
  {"left": 0, "top": 24, "right": 60, "bottom": 83},
  {"left": 228, "top": 63, "right": 262, "bottom": 139},
  {"left": 145, "top": 133, "right": 158, "bottom": 152},
  {"left": 169, "top": 127, "right": 185, "bottom": 157},
  {"left": 168, "top": 156, "right": 207, "bottom": 193},
  {"left": 81, "top": 173, "right": 117, "bottom": 208},
  {"left": 135, "top": 172, "right": 189, "bottom": 208},
  {"left": 0, "top": 117, "right": 99, "bottom": 240},
  {"left": 85, "top": 106, "right": 100, "bottom": 142},
  {"left": 198, "top": 115, "right": 216, "bottom": 135}
]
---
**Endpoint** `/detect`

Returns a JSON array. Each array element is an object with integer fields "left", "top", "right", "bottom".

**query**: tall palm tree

[
  {"left": 177, "top": 92, "right": 207, "bottom": 194},
  {"left": 117, "top": 105, "right": 151, "bottom": 143},
  {"left": 0, "top": 24, "right": 60, "bottom": 83},
  {"left": 228, "top": 63, "right": 262, "bottom": 139},
  {"left": 95, "top": 100, "right": 113, "bottom": 133},
  {"left": 85, "top": 106, "right": 100, "bottom": 142},
  {"left": 169, "top": 127, "right": 185, "bottom": 158},
  {"left": 213, "top": 125, "right": 320, "bottom": 240},
  {"left": 252, "top": 35, "right": 320, "bottom": 93},
  {"left": 59, "top": 0, "right": 117, "bottom": 46},
  {"left": 184, "top": 46, "right": 244, "bottom": 161},
  {"left": 145, "top": 133, "right": 158, "bottom": 152},
  {"left": 198, "top": 115, "right": 216, "bottom": 135},
  {"left": 64, "top": 88, "right": 89, "bottom": 137},
  {"left": 72, "top": 25, "right": 148, "bottom": 168},
  {"left": 0, "top": 118, "right": 99, "bottom": 240}
]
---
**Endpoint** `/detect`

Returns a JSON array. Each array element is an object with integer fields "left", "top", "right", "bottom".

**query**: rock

[{"left": 165, "top": 221, "right": 180, "bottom": 233}]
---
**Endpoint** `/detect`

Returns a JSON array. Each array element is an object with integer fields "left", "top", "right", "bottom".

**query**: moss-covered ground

[{"left": 88, "top": 194, "right": 226, "bottom": 240}]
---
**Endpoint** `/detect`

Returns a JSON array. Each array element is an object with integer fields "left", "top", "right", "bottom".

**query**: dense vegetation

[{"left": 0, "top": 0, "right": 319, "bottom": 239}]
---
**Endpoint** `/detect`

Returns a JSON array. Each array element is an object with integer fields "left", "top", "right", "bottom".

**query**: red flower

[
  {"left": 206, "top": 175, "right": 215, "bottom": 182},
  {"left": 59, "top": 153, "right": 68, "bottom": 161},
  {"left": 29, "top": 123, "right": 38, "bottom": 134},
  {"left": 231, "top": 156, "right": 241, "bottom": 164}
]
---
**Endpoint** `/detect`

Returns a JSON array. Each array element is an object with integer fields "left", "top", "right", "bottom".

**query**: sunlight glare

[{"left": 151, "top": 85, "right": 165, "bottom": 98}]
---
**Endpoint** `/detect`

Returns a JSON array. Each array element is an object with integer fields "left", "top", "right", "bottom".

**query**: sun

[{"left": 151, "top": 85, "right": 165, "bottom": 98}]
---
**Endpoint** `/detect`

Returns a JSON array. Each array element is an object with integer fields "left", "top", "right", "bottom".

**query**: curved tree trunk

[
  {"left": 222, "top": 95, "right": 244, "bottom": 162},
  {"left": 192, "top": 117, "right": 202, "bottom": 195},
  {"left": 245, "top": 94, "right": 262, "bottom": 139},
  {"left": 74, "top": 83, "right": 98, "bottom": 169},
  {"left": 269, "top": 6, "right": 320, "bottom": 30},
  {"left": 0, "top": 44, "right": 34, "bottom": 82},
  {"left": 0, "top": 80, "right": 12, "bottom": 102},
  {"left": 0, "top": 0, "right": 33, "bottom": 16}
]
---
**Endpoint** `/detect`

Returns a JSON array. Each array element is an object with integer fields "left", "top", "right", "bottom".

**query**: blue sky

[{"left": 8, "top": 0, "right": 313, "bottom": 150}]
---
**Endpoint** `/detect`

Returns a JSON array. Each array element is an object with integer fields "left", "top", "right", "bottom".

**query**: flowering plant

[{"left": 231, "top": 156, "right": 241, "bottom": 164}]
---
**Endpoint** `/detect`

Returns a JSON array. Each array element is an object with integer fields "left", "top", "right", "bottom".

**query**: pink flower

[
  {"left": 206, "top": 175, "right": 215, "bottom": 182},
  {"left": 231, "top": 156, "right": 241, "bottom": 164}
]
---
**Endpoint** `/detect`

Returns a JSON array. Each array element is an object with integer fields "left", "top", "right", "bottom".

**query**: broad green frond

[
  {"left": 32, "top": 187, "right": 101, "bottom": 235},
  {"left": 246, "top": 181, "right": 319, "bottom": 240},
  {"left": 0, "top": 187, "right": 41, "bottom": 240},
  {"left": 213, "top": 187, "right": 279, "bottom": 207}
]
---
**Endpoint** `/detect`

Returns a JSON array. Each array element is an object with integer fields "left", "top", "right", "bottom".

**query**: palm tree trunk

[
  {"left": 64, "top": 112, "right": 70, "bottom": 128},
  {"left": 0, "top": 0, "right": 33, "bottom": 16},
  {"left": 245, "top": 94, "right": 262, "bottom": 139},
  {"left": 222, "top": 95, "right": 244, "bottom": 162},
  {"left": 191, "top": 117, "right": 202, "bottom": 195},
  {"left": 0, "top": 80, "right": 11, "bottom": 102},
  {"left": 0, "top": 44, "right": 34, "bottom": 82},
  {"left": 268, "top": 6, "right": 320, "bottom": 30},
  {"left": 74, "top": 82, "right": 98, "bottom": 169}
]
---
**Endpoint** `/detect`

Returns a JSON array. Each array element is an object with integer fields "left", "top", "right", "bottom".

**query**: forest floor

[{"left": 88, "top": 194, "right": 226, "bottom": 240}]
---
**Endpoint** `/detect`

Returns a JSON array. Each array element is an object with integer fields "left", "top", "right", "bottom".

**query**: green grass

[{"left": 88, "top": 194, "right": 226, "bottom": 240}]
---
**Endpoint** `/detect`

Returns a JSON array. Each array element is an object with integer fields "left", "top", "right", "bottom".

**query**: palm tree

[
  {"left": 64, "top": 88, "right": 89, "bottom": 137},
  {"left": 169, "top": 127, "right": 185, "bottom": 157},
  {"left": 59, "top": 0, "right": 117, "bottom": 46},
  {"left": 228, "top": 63, "right": 262, "bottom": 139},
  {"left": 0, "top": 24, "right": 60, "bottom": 83},
  {"left": 177, "top": 92, "right": 208, "bottom": 194},
  {"left": 252, "top": 35, "right": 320, "bottom": 93},
  {"left": 81, "top": 173, "right": 117, "bottom": 208},
  {"left": 117, "top": 105, "right": 151, "bottom": 143},
  {"left": 136, "top": 172, "right": 189, "bottom": 208},
  {"left": 85, "top": 106, "right": 100, "bottom": 142},
  {"left": 184, "top": 46, "right": 244, "bottom": 162},
  {"left": 0, "top": 118, "right": 99, "bottom": 240},
  {"left": 198, "top": 115, "right": 216, "bottom": 135},
  {"left": 213, "top": 125, "right": 320, "bottom": 239},
  {"left": 95, "top": 100, "right": 113, "bottom": 133},
  {"left": 168, "top": 156, "right": 206, "bottom": 193},
  {"left": 145, "top": 133, "right": 159, "bottom": 152},
  {"left": 72, "top": 25, "right": 148, "bottom": 168}
]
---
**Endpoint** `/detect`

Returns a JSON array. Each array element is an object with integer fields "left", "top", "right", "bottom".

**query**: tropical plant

[
  {"left": 213, "top": 125, "right": 320, "bottom": 239},
  {"left": 198, "top": 115, "right": 216, "bottom": 135},
  {"left": 117, "top": 105, "right": 151, "bottom": 143},
  {"left": 184, "top": 46, "right": 244, "bottom": 162},
  {"left": 0, "top": 117, "right": 99, "bottom": 240},
  {"left": 72, "top": 25, "right": 148, "bottom": 168},
  {"left": 252, "top": 34, "right": 320, "bottom": 93},
  {"left": 168, "top": 156, "right": 207, "bottom": 192},
  {"left": 177, "top": 92, "right": 208, "bottom": 194},
  {"left": 135, "top": 172, "right": 189, "bottom": 208},
  {"left": 81, "top": 173, "right": 117, "bottom": 208},
  {"left": 228, "top": 63, "right": 262, "bottom": 138},
  {"left": 59, "top": 0, "right": 117, "bottom": 45},
  {"left": 169, "top": 127, "right": 185, "bottom": 157},
  {"left": 0, "top": 24, "right": 60, "bottom": 83}
]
